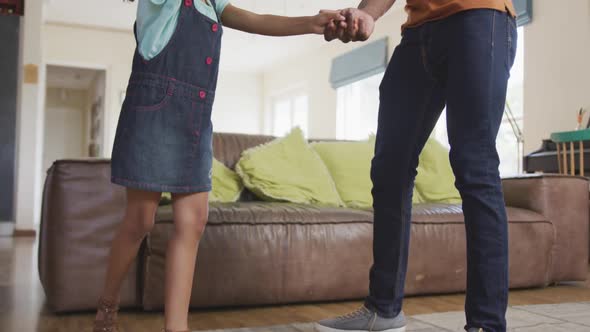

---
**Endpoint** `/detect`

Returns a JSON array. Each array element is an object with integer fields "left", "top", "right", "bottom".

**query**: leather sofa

[{"left": 38, "top": 133, "right": 590, "bottom": 313}]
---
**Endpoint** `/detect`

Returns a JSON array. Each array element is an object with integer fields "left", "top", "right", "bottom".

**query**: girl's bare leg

[
  {"left": 95, "top": 188, "right": 161, "bottom": 322},
  {"left": 164, "top": 192, "right": 209, "bottom": 331}
]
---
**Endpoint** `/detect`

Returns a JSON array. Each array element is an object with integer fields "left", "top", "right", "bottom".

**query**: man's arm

[
  {"left": 325, "top": 0, "right": 396, "bottom": 42},
  {"left": 357, "top": 0, "right": 397, "bottom": 21}
]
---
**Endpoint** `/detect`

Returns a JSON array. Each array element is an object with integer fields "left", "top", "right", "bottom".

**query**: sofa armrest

[
  {"left": 38, "top": 159, "right": 140, "bottom": 312},
  {"left": 502, "top": 174, "right": 589, "bottom": 282}
]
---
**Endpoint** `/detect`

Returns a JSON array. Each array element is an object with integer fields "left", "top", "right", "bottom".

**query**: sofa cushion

[
  {"left": 312, "top": 140, "right": 375, "bottom": 209},
  {"left": 156, "top": 202, "right": 373, "bottom": 225},
  {"left": 415, "top": 139, "right": 462, "bottom": 204},
  {"left": 145, "top": 203, "right": 374, "bottom": 310},
  {"left": 210, "top": 158, "right": 243, "bottom": 202},
  {"left": 235, "top": 128, "right": 344, "bottom": 207},
  {"left": 411, "top": 203, "right": 550, "bottom": 223},
  {"left": 404, "top": 204, "right": 554, "bottom": 294},
  {"left": 143, "top": 202, "right": 554, "bottom": 309}
]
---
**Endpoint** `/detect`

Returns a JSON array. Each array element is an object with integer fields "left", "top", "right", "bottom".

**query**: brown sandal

[{"left": 93, "top": 297, "right": 120, "bottom": 332}]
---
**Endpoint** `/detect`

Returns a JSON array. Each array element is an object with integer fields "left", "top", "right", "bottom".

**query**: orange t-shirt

[{"left": 403, "top": 0, "right": 516, "bottom": 29}]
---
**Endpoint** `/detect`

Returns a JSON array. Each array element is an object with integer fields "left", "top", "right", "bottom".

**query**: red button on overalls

[
  {"left": 212, "top": 24, "right": 219, "bottom": 32},
  {"left": 199, "top": 91, "right": 207, "bottom": 99},
  {"left": 206, "top": 57, "right": 213, "bottom": 65},
  {"left": 184, "top": 0, "right": 192, "bottom": 7}
]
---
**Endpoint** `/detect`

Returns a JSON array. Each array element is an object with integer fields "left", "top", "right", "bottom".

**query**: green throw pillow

[
  {"left": 412, "top": 186, "right": 425, "bottom": 205},
  {"left": 235, "top": 127, "right": 344, "bottom": 207},
  {"left": 210, "top": 158, "right": 243, "bottom": 202},
  {"left": 415, "top": 138, "right": 462, "bottom": 204},
  {"left": 312, "top": 137, "right": 424, "bottom": 209},
  {"left": 312, "top": 140, "right": 373, "bottom": 209},
  {"left": 160, "top": 192, "right": 172, "bottom": 205},
  {"left": 160, "top": 158, "right": 243, "bottom": 205}
]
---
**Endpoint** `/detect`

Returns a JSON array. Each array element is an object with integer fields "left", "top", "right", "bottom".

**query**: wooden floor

[{"left": 1, "top": 237, "right": 590, "bottom": 332}]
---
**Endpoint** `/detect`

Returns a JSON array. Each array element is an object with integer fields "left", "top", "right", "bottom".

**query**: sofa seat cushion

[
  {"left": 156, "top": 202, "right": 374, "bottom": 225},
  {"left": 411, "top": 203, "right": 551, "bottom": 223},
  {"left": 143, "top": 203, "right": 554, "bottom": 309},
  {"left": 145, "top": 203, "right": 374, "bottom": 310},
  {"left": 403, "top": 204, "right": 554, "bottom": 295}
]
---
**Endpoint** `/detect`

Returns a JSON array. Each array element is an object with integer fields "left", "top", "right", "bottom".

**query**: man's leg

[
  {"left": 316, "top": 27, "right": 446, "bottom": 332},
  {"left": 366, "top": 30, "right": 446, "bottom": 318},
  {"left": 444, "top": 10, "right": 517, "bottom": 332}
]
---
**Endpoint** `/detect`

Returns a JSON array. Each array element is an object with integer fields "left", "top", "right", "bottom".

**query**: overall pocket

[{"left": 124, "top": 79, "right": 174, "bottom": 112}]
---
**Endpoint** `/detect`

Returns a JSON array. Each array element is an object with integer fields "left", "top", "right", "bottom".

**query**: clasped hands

[{"left": 320, "top": 8, "right": 375, "bottom": 43}]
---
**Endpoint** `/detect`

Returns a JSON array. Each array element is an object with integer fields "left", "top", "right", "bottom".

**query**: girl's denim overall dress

[{"left": 111, "top": 0, "right": 222, "bottom": 193}]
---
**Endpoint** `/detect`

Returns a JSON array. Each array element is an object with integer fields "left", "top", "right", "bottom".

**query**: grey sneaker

[
  {"left": 315, "top": 306, "right": 406, "bottom": 332},
  {"left": 467, "top": 329, "right": 484, "bottom": 332}
]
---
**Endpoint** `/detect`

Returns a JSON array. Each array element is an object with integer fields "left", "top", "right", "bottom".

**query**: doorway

[{"left": 43, "top": 65, "right": 107, "bottom": 181}]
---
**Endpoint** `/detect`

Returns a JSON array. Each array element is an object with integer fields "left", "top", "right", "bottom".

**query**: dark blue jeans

[{"left": 365, "top": 9, "right": 517, "bottom": 332}]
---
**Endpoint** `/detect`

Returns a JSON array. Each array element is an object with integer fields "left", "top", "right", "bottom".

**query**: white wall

[
  {"left": 522, "top": 0, "right": 590, "bottom": 153},
  {"left": 15, "top": 0, "right": 46, "bottom": 231},
  {"left": 213, "top": 71, "right": 263, "bottom": 134}
]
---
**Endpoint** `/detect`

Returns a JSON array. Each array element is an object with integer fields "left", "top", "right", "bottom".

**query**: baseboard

[
  {"left": 0, "top": 222, "right": 15, "bottom": 237},
  {"left": 13, "top": 229, "right": 36, "bottom": 237}
]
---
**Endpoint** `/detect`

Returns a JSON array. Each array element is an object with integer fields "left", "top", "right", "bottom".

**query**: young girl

[{"left": 94, "top": 1, "right": 343, "bottom": 332}]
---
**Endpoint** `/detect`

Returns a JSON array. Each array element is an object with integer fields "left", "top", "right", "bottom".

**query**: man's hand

[{"left": 323, "top": 8, "right": 375, "bottom": 43}]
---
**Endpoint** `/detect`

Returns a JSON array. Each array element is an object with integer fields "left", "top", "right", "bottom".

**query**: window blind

[
  {"left": 513, "top": 0, "right": 532, "bottom": 26},
  {"left": 330, "top": 38, "right": 388, "bottom": 89}
]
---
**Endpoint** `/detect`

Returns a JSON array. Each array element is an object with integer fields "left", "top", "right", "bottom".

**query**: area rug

[{"left": 199, "top": 302, "right": 590, "bottom": 332}]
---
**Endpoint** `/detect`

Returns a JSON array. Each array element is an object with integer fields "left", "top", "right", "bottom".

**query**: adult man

[{"left": 315, "top": 1, "right": 517, "bottom": 332}]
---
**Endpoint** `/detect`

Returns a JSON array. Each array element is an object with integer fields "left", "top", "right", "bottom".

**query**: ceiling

[
  {"left": 43, "top": 0, "right": 402, "bottom": 72},
  {"left": 46, "top": 65, "right": 100, "bottom": 90}
]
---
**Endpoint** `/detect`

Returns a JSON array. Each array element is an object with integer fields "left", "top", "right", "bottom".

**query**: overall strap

[
  {"left": 209, "top": 0, "right": 222, "bottom": 22},
  {"left": 133, "top": 23, "right": 139, "bottom": 45}
]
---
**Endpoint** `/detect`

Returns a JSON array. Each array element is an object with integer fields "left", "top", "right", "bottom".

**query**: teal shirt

[{"left": 137, "top": 0, "right": 230, "bottom": 60}]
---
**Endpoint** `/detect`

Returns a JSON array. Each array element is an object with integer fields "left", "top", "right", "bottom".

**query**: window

[
  {"left": 432, "top": 27, "right": 525, "bottom": 177},
  {"left": 271, "top": 93, "right": 309, "bottom": 137},
  {"left": 336, "top": 72, "right": 384, "bottom": 140},
  {"left": 500, "top": 26, "right": 525, "bottom": 176}
]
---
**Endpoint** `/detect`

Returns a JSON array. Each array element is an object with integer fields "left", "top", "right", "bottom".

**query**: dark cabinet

[{"left": 0, "top": 15, "right": 19, "bottom": 223}]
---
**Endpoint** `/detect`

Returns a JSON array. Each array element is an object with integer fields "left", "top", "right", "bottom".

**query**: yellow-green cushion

[
  {"left": 235, "top": 127, "right": 344, "bottom": 207},
  {"left": 412, "top": 187, "right": 425, "bottom": 204},
  {"left": 312, "top": 140, "right": 373, "bottom": 209},
  {"left": 160, "top": 158, "right": 243, "bottom": 205},
  {"left": 312, "top": 138, "right": 424, "bottom": 209},
  {"left": 160, "top": 192, "right": 172, "bottom": 205},
  {"left": 415, "top": 138, "right": 462, "bottom": 204},
  {"left": 210, "top": 158, "right": 243, "bottom": 202}
]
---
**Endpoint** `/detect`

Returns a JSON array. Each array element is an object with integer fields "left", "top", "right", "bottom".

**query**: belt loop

[{"left": 167, "top": 81, "right": 176, "bottom": 96}]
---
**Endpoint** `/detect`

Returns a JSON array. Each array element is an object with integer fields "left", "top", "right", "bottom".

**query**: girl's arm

[{"left": 221, "top": 4, "right": 345, "bottom": 36}]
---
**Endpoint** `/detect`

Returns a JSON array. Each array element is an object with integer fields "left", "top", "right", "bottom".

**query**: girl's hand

[{"left": 310, "top": 10, "right": 347, "bottom": 34}]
